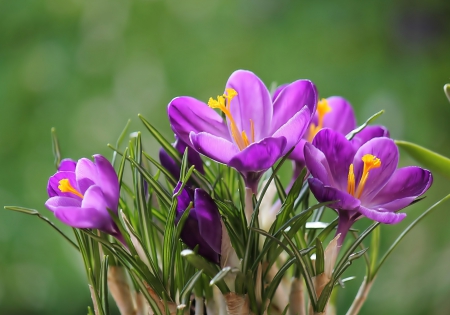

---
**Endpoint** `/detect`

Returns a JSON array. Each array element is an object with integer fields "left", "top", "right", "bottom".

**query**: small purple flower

[
  {"left": 159, "top": 136, "right": 205, "bottom": 181},
  {"left": 168, "top": 70, "right": 317, "bottom": 193},
  {"left": 174, "top": 182, "right": 222, "bottom": 264},
  {"left": 45, "top": 155, "right": 122, "bottom": 240},
  {"left": 304, "top": 128, "right": 433, "bottom": 245}
]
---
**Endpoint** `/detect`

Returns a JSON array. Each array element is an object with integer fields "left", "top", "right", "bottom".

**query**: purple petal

[
  {"left": 58, "top": 159, "right": 77, "bottom": 171},
  {"left": 55, "top": 206, "right": 116, "bottom": 232},
  {"left": 159, "top": 147, "right": 181, "bottom": 180},
  {"left": 190, "top": 132, "right": 240, "bottom": 165},
  {"left": 194, "top": 188, "right": 222, "bottom": 254},
  {"left": 351, "top": 125, "right": 390, "bottom": 148},
  {"left": 93, "top": 155, "right": 119, "bottom": 213},
  {"left": 312, "top": 129, "right": 356, "bottom": 191},
  {"left": 321, "top": 97, "right": 356, "bottom": 134},
  {"left": 45, "top": 196, "right": 81, "bottom": 212},
  {"left": 174, "top": 183, "right": 193, "bottom": 214},
  {"left": 358, "top": 205, "right": 407, "bottom": 224},
  {"left": 168, "top": 96, "right": 230, "bottom": 145},
  {"left": 47, "top": 171, "right": 81, "bottom": 199},
  {"left": 228, "top": 137, "right": 287, "bottom": 173},
  {"left": 304, "top": 142, "right": 334, "bottom": 186},
  {"left": 272, "top": 107, "right": 311, "bottom": 154},
  {"left": 308, "top": 178, "right": 361, "bottom": 211},
  {"left": 179, "top": 212, "right": 220, "bottom": 264},
  {"left": 272, "top": 84, "right": 288, "bottom": 102},
  {"left": 226, "top": 70, "right": 272, "bottom": 141},
  {"left": 271, "top": 79, "right": 317, "bottom": 134},
  {"left": 289, "top": 139, "right": 307, "bottom": 164},
  {"left": 353, "top": 137, "right": 398, "bottom": 203},
  {"left": 75, "top": 158, "right": 97, "bottom": 195},
  {"left": 367, "top": 166, "right": 433, "bottom": 211}
]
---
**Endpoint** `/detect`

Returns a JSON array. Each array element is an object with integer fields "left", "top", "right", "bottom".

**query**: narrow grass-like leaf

[
  {"left": 112, "top": 119, "right": 131, "bottom": 166},
  {"left": 209, "top": 267, "right": 234, "bottom": 286},
  {"left": 143, "top": 151, "right": 177, "bottom": 186},
  {"left": 179, "top": 270, "right": 204, "bottom": 307},
  {"left": 373, "top": 193, "right": 450, "bottom": 276},
  {"left": 396, "top": 140, "right": 450, "bottom": 178},
  {"left": 51, "top": 127, "right": 61, "bottom": 169},
  {"left": 139, "top": 114, "right": 180, "bottom": 163},
  {"left": 346, "top": 110, "right": 384, "bottom": 140},
  {"left": 128, "top": 157, "right": 171, "bottom": 207},
  {"left": 4, "top": 206, "right": 79, "bottom": 250},
  {"left": 315, "top": 238, "right": 325, "bottom": 275},
  {"left": 334, "top": 222, "right": 379, "bottom": 279},
  {"left": 129, "top": 269, "right": 163, "bottom": 315},
  {"left": 282, "top": 231, "right": 317, "bottom": 310},
  {"left": 368, "top": 225, "right": 380, "bottom": 280},
  {"left": 180, "top": 249, "right": 229, "bottom": 293},
  {"left": 99, "top": 255, "right": 110, "bottom": 315}
]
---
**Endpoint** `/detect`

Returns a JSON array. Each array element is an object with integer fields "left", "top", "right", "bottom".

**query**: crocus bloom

[
  {"left": 304, "top": 128, "right": 432, "bottom": 245},
  {"left": 45, "top": 155, "right": 122, "bottom": 240},
  {"left": 159, "top": 136, "right": 204, "bottom": 181},
  {"left": 277, "top": 94, "right": 388, "bottom": 174},
  {"left": 174, "top": 182, "right": 222, "bottom": 264},
  {"left": 168, "top": 70, "right": 317, "bottom": 193}
]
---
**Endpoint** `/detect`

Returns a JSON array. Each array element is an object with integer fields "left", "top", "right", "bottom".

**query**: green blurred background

[{"left": 1, "top": 0, "right": 450, "bottom": 314}]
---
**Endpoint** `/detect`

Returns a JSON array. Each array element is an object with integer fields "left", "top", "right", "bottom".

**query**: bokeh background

[{"left": 1, "top": 0, "right": 450, "bottom": 314}]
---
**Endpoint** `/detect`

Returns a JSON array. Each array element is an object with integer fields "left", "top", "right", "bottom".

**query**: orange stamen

[
  {"left": 307, "top": 98, "right": 332, "bottom": 142},
  {"left": 58, "top": 179, "right": 84, "bottom": 199}
]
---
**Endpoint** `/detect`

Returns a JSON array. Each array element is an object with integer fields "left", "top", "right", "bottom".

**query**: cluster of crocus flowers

[
  {"left": 45, "top": 155, "right": 123, "bottom": 242},
  {"left": 304, "top": 128, "right": 433, "bottom": 245},
  {"left": 168, "top": 70, "right": 317, "bottom": 193}
]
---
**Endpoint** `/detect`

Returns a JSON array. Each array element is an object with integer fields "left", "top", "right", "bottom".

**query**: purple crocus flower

[
  {"left": 273, "top": 94, "right": 388, "bottom": 175},
  {"left": 174, "top": 182, "right": 222, "bottom": 264},
  {"left": 159, "top": 136, "right": 205, "bottom": 181},
  {"left": 304, "top": 128, "right": 433, "bottom": 245},
  {"left": 45, "top": 155, "right": 123, "bottom": 241},
  {"left": 168, "top": 70, "right": 317, "bottom": 193}
]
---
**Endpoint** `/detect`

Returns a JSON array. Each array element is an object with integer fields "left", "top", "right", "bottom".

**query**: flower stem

[
  {"left": 195, "top": 295, "right": 204, "bottom": 315},
  {"left": 345, "top": 276, "right": 374, "bottom": 315},
  {"left": 289, "top": 277, "right": 305, "bottom": 315},
  {"left": 244, "top": 188, "right": 254, "bottom": 225}
]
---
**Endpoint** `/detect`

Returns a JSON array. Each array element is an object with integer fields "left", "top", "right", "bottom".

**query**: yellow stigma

[
  {"left": 307, "top": 98, "right": 332, "bottom": 142},
  {"left": 207, "top": 88, "right": 255, "bottom": 151},
  {"left": 58, "top": 179, "right": 84, "bottom": 199},
  {"left": 347, "top": 154, "right": 382, "bottom": 199}
]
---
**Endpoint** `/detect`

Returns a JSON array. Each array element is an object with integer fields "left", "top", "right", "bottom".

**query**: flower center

[
  {"left": 347, "top": 154, "right": 381, "bottom": 199},
  {"left": 307, "top": 99, "right": 332, "bottom": 142},
  {"left": 58, "top": 179, "right": 84, "bottom": 199},
  {"left": 208, "top": 88, "right": 255, "bottom": 151}
]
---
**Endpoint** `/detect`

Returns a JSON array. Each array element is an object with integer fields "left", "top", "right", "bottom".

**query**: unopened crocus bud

[
  {"left": 174, "top": 182, "right": 221, "bottom": 264},
  {"left": 159, "top": 136, "right": 204, "bottom": 182}
]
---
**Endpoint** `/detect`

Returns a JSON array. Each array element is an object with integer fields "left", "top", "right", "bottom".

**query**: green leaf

[
  {"left": 99, "top": 256, "right": 110, "bottom": 315},
  {"left": 315, "top": 238, "right": 325, "bottom": 275},
  {"left": 111, "top": 119, "right": 131, "bottom": 166},
  {"left": 51, "top": 127, "right": 62, "bottom": 169},
  {"left": 139, "top": 114, "right": 180, "bottom": 163},
  {"left": 346, "top": 110, "right": 384, "bottom": 140},
  {"left": 282, "top": 232, "right": 318, "bottom": 310},
  {"left": 368, "top": 225, "right": 380, "bottom": 280},
  {"left": 179, "top": 270, "right": 204, "bottom": 310},
  {"left": 372, "top": 193, "right": 450, "bottom": 276},
  {"left": 209, "top": 266, "right": 233, "bottom": 286},
  {"left": 4, "top": 206, "right": 79, "bottom": 250},
  {"left": 180, "top": 249, "right": 229, "bottom": 293},
  {"left": 396, "top": 140, "right": 450, "bottom": 178}
]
